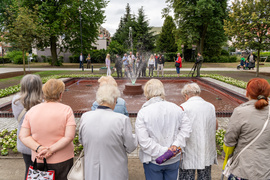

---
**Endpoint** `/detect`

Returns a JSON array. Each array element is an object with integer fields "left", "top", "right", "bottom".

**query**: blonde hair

[
  {"left": 42, "top": 79, "right": 65, "bottom": 102},
  {"left": 96, "top": 84, "right": 120, "bottom": 105},
  {"left": 14, "top": 74, "right": 43, "bottom": 110},
  {"left": 106, "top": 54, "right": 110, "bottom": 59},
  {"left": 181, "top": 83, "right": 201, "bottom": 97},
  {"left": 144, "top": 79, "right": 165, "bottom": 100},
  {"left": 98, "top": 76, "right": 117, "bottom": 87},
  {"left": 150, "top": 54, "right": 155, "bottom": 60}
]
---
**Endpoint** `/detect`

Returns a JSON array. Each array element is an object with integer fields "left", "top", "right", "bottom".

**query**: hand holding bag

[
  {"left": 27, "top": 158, "right": 55, "bottom": 180},
  {"left": 67, "top": 150, "right": 84, "bottom": 180},
  {"left": 223, "top": 106, "right": 270, "bottom": 178}
]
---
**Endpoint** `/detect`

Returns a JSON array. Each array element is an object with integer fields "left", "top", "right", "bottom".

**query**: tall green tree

[
  {"left": 224, "top": 0, "right": 270, "bottom": 77},
  {"left": 156, "top": 16, "right": 177, "bottom": 53},
  {"left": 1, "top": 4, "right": 46, "bottom": 74},
  {"left": 21, "top": 0, "right": 107, "bottom": 66},
  {"left": 113, "top": 4, "right": 155, "bottom": 51},
  {"left": 164, "top": 0, "right": 227, "bottom": 56},
  {"left": 113, "top": 3, "right": 135, "bottom": 49},
  {"left": 134, "top": 7, "right": 155, "bottom": 52}
]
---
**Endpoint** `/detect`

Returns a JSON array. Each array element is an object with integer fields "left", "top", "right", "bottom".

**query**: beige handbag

[{"left": 67, "top": 150, "right": 84, "bottom": 180}]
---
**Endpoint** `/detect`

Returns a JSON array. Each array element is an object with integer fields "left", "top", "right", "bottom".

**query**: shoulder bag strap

[
  {"left": 17, "top": 108, "right": 27, "bottom": 123},
  {"left": 233, "top": 106, "right": 270, "bottom": 161}
]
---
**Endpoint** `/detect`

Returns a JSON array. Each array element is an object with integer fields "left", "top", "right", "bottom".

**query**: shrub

[
  {"left": 229, "top": 55, "right": 237, "bottom": 62},
  {"left": 219, "top": 56, "right": 228, "bottom": 62},
  {"left": 5, "top": 51, "right": 26, "bottom": 64},
  {"left": 210, "top": 56, "right": 219, "bottom": 62},
  {"left": 221, "top": 49, "right": 229, "bottom": 56},
  {"left": 90, "top": 49, "right": 107, "bottom": 63},
  {"left": 0, "top": 57, "right": 11, "bottom": 63},
  {"left": 41, "top": 55, "right": 47, "bottom": 62},
  {"left": 164, "top": 52, "right": 177, "bottom": 62},
  {"left": 32, "top": 54, "right": 38, "bottom": 62}
]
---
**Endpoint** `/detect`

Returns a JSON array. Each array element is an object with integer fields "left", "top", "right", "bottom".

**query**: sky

[{"left": 102, "top": 0, "right": 169, "bottom": 36}]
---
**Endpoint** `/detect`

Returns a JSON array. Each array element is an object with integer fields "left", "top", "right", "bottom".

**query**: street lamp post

[
  {"left": 181, "top": 45, "right": 184, "bottom": 61},
  {"left": 79, "top": 7, "right": 84, "bottom": 71}
]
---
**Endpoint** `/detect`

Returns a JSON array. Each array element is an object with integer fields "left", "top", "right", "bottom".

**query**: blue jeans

[
  {"left": 176, "top": 67, "right": 180, "bottom": 74},
  {"left": 143, "top": 161, "right": 180, "bottom": 180}
]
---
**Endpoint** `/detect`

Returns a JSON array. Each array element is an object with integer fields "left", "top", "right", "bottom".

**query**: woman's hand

[{"left": 37, "top": 147, "right": 54, "bottom": 159}]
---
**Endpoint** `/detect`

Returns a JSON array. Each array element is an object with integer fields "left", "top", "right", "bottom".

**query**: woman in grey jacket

[
  {"left": 12, "top": 74, "right": 43, "bottom": 179},
  {"left": 224, "top": 78, "right": 270, "bottom": 180}
]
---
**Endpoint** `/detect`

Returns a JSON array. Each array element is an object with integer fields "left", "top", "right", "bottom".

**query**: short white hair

[
  {"left": 144, "top": 79, "right": 165, "bottom": 100},
  {"left": 98, "top": 76, "right": 117, "bottom": 87},
  {"left": 181, "top": 83, "right": 201, "bottom": 97},
  {"left": 96, "top": 84, "right": 120, "bottom": 106}
]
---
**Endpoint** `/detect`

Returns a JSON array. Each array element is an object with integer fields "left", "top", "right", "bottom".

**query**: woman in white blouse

[
  {"left": 135, "top": 79, "right": 191, "bottom": 180},
  {"left": 105, "top": 54, "right": 111, "bottom": 76},
  {"left": 179, "top": 83, "right": 218, "bottom": 180},
  {"left": 148, "top": 54, "right": 155, "bottom": 77}
]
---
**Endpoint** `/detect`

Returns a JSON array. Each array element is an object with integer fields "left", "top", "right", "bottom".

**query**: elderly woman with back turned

[
  {"left": 179, "top": 83, "right": 218, "bottom": 180},
  {"left": 135, "top": 79, "right": 191, "bottom": 180},
  {"left": 80, "top": 84, "right": 137, "bottom": 180},
  {"left": 12, "top": 74, "right": 43, "bottom": 180},
  {"left": 224, "top": 78, "right": 270, "bottom": 180},
  {"left": 20, "top": 79, "right": 76, "bottom": 180}
]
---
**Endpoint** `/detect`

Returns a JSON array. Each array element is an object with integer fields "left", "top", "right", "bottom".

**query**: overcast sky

[{"left": 102, "top": 0, "right": 169, "bottom": 36}]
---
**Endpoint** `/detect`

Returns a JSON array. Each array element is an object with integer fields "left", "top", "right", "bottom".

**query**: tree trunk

[
  {"left": 256, "top": 49, "right": 260, "bottom": 77},
  {"left": 22, "top": 49, "right": 25, "bottom": 75},
  {"left": 199, "top": 24, "right": 208, "bottom": 55},
  {"left": 50, "top": 36, "right": 58, "bottom": 66}
]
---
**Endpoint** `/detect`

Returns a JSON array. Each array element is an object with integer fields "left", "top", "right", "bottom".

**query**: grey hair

[
  {"left": 14, "top": 74, "right": 43, "bottom": 110},
  {"left": 96, "top": 84, "right": 120, "bottom": 106},
  {"left": 181, "top": 83, "right": 201, "bottom": 97},
  {"left": 144, "top": 79, "right": 165, "bottom": 100}
]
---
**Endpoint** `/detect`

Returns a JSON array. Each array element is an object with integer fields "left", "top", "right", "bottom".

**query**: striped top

[{"left": 180, "top": 96, "right": 217, "bottom": 169}]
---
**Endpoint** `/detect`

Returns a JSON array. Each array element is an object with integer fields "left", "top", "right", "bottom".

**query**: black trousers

[
  {"left": 23, "top": 154, "right": 32, "bottom": 180},
  {"left": 35, "top": 158, "right": 73, "bottom": 180}
]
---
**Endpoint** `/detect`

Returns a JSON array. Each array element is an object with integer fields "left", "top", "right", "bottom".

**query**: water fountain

[{"left": 123, "top": 27, "right": 146, "bottom": 95}]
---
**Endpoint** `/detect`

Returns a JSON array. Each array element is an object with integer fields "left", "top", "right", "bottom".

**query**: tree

[
  {"left": 1, "top": 4, "right": 46, "bottom": 74},
  {"left": 21, "top": 0, "right": 107, "bottom": 66},
  {"left": 164, "top": 0, "right": 227, "bottom": 56},
  {"left": 156, "top": 16, "right": 177, "bottom": 53},
  {"left": 134, "top": 7, "right": 155, "bottom": 52},
  {"left": 113, "top": 3, "right": 134, "bottom": 49},
  {"left": 113, "top": 4, "right": 155, "bottom": 52},
  {"left": 224, "top": 0, "right": 270, "bottom": 77}
]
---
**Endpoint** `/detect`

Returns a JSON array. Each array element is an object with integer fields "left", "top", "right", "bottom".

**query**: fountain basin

[{"left": 123, "top": 83, "right": 143, "bottom": 95}]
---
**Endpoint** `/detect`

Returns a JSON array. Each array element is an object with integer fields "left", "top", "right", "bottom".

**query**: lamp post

[
  {"left": 79, "top": 7, "right": 84, "bottom": 71},
  {"left": 192, "top": 44, "right": 197, "bottom": 62},
  {"left": 181, "top": 44, "right": 184, "bottom": 61}
]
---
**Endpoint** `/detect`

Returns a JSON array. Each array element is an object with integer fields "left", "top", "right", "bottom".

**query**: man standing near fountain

[
  {"left": 79, "top": 53, "right": 84, "bottom": 69},
  {"left": 195, "top": 52, "right": 203, "bottom": 77},
  {"left": 157, "top": 54, "right": 165, "bottom": 77},
  {"left": 115, "top": 54, "right": 123, "bottom": 78},
  {"left": 178, "top": 83, "right": 217, "bottom": 180},
  {"left": 122, "top": 53, "right": 129, "bottom": 77},
  {"left": 128, "top": 51, "right": 135, "bottom": 73}
]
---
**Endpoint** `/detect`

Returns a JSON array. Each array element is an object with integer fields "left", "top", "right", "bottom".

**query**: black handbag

[{"left": 175, "top": 62, "right": 180, "bottom": 67}]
